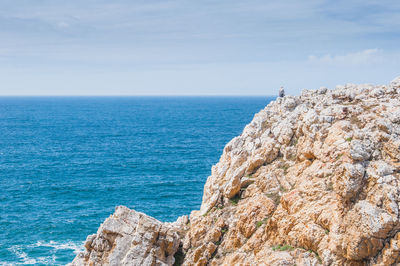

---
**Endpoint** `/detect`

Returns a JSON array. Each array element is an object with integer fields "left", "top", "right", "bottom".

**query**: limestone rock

[
  {"left": 70, "top": 206, "right": 185, "bottom": 266},
  {"left": 391, "top": 76, "right": 400, "bottom": 88},
  {"left": 72, "top": 77, "right": 400, "bottom": 266}
]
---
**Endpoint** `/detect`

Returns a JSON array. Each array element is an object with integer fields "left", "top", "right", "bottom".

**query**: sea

[{"left": 0, "top": 96, "right": 273, "bottom": 265}]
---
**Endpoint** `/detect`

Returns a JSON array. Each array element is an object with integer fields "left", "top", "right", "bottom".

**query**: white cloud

[{"left": 308, "top": 49, "right": 383, "bottom": 65}]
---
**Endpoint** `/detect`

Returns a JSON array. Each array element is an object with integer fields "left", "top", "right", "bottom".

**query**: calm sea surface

[{"left": 0, "top": 97, "right": 272, "bottom": 265}]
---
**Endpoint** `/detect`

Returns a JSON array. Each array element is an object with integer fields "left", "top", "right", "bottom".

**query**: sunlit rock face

[
  {"left": 72, "top": 77, "right": 400, "bottom": 265},
  {"left": 70, "top": 206, "right": 188, "bottom": 266}
]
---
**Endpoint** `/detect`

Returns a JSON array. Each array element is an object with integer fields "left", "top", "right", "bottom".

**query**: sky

[{"left": 0, "top": 0, "right": 399, "bottom": 95}]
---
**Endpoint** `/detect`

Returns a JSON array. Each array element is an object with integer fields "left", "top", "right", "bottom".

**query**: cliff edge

[{"left": 72, "top": 77, "right": 400, "bottom": 266}]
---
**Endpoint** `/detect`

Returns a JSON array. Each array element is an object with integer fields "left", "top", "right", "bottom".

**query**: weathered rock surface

[
  {"left": 72, "top": 77, "right": 400, "bottom": 265},
  {"left": 70, "top": 206, "right": 188, "bottom": 266}
]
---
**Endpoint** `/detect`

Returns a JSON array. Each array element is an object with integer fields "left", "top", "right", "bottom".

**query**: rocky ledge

[{"left": 72, "top": 77, "right": 400, "bottom": 265}]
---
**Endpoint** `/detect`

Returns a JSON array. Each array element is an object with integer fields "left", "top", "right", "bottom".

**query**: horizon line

[{"left": 0, "top": 94, "right": 277, "bottom": 97}]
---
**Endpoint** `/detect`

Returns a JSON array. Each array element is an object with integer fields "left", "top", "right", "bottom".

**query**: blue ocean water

[{"left": 0, "top": 97, "right": 272, "bottom": 265}]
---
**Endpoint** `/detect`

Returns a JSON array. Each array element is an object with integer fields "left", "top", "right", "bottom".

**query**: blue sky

[{"left": 0, "top": 0, "right": 399, "bottom": 95}]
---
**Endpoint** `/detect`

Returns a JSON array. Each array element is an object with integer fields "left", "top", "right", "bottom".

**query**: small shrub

[
  {"left": 283, "top": 165, "right": 290, "bottom": 174},
  {"left": 256, "top": 217, "right": 269, "bottom": 228},
  {"left": 280, "top": 245, "right": 294, "bottom": 251},
  {"left": 272, "top": 244, "right": 294, "bottom": 251},
  {"left": 272, "top": 245, "right": 280, "bottom": 251},
  {"left": 230, "top": 194, "right": 240, "bottom": 205},
  {"left": 345, "top": 137, "right": 352, "bottom": 142}
]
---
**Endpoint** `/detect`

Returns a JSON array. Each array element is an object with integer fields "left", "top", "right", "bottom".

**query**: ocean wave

[
  {"left": 7, "top": 246, "right": 45, "bottom": 265},
  {"left": 32, "top": 240, "right": 84, "bottom": 254},
  {"left": 4, "top": 240, "right": 84, "bottom": 265}
]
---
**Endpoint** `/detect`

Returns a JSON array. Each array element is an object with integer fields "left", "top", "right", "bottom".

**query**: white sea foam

[
  {"left": 7, "top": 246, "right": 39, "bottom": 265},
  {"left": 33, "top": 240, "right": 84, "bottom": 254},
  {"left": 5, "top": 240, "right": 84, "bottom": 265}
]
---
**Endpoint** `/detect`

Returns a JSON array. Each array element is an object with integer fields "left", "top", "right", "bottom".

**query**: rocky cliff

[{"left": 72, "top": 77, "right": 400, "bottom": 266}]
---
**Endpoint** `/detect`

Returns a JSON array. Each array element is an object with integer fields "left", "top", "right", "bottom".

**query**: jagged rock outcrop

[
  {"left": 72, "top": 77, "right": 400, "bottom": 265},
  {"left": 71, "top": 206, "right": 188, "bottom": 265}
]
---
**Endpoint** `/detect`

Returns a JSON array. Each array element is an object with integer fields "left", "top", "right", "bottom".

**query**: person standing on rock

[{"left": 279, "top": 86, "right": 285, "bottom": 97}]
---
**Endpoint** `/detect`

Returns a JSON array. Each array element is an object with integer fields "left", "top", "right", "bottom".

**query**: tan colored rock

[
  {"left": 374, "top": 232, "right": 400, "bottom": 265},
  {"left": 72, "top": 77, "right": 400, "bottom": 266},
  {"left": 70, "top": 206, "right": 185, "bottom": 266}
]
